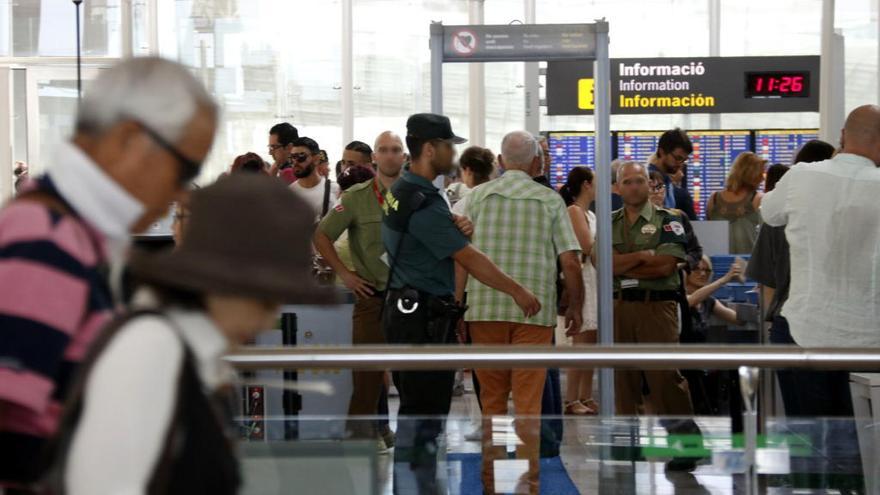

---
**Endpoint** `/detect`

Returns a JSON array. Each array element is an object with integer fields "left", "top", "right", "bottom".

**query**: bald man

[
  {"left": 762, "top": 105, "right": 880, "bottom": 488},
  {"left": 313, "top": 131, "right": 405, "bottom": 444}
]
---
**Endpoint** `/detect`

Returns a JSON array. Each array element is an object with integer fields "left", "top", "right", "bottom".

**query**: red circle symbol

[{"left": 452, "top": 30, "right": 477, "bottom": 56}]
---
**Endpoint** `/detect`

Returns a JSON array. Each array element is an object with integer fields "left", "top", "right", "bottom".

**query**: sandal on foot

[
  {"left": 579, "top": 398, "right": 599, "bottom": 415},
  {"left": 564, "top": 400, "right": 591, "bottom": 415}
]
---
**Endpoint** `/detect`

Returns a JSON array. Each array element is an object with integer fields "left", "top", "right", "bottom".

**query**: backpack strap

[{"left": 321, "top": 179, "right": 332, "bottom": 218}]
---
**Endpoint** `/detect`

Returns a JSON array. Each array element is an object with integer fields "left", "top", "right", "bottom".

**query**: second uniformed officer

[
  {"left": 313, "top": 131, "right": 407, "bottom": 444},
  {"left": 606, "top": 161, "right": 703, "bottom": 472},
  {"left": 383, "top": 113, "right": 541, "bottom": 494}
]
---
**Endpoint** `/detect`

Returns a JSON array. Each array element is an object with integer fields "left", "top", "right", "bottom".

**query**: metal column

[
  {"left": 524, "top": 0, "right": 540, "bottom": 135},
  {"left": 342, "top": 0, "right": 354, "bottom": 145},
  {"left": 121, "top": 0, "right": 133, "bottom": 58},
  {"left": 0, "top": 68, "right": 12, "bottom": 203},
  {"left": 592, "top": 20, "right": 614, "bottom": 417},
  {"left": 819, "top": 0, "right": 844, "bottom": 145},
  {"left": 708, "top": 0, "right": 721, "bottom": 130},
  {"left": 468, "top": 0, "right": 486, "bottom": 147},
  {"left": 430, "top": 22, "right": 444, "bottom": 115},
  {"left": 147, "top": 0, "right": 159, "bottom": 55},
  {"left": 429, "top": 22, "right": 446, "bottom": 191}
]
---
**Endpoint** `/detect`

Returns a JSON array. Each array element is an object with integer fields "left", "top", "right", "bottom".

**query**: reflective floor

[{"left": 235, "top": 379, "right": 869, "bottom": 494}]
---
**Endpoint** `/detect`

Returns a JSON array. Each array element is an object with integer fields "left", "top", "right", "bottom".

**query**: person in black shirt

[{"left": 747, "top": 139, "right": 835, "bottom": 417}]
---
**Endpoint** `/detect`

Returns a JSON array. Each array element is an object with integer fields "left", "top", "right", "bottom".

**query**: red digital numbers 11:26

[{"left": 753, "top": 75, "right": 805, "bottom": 94}]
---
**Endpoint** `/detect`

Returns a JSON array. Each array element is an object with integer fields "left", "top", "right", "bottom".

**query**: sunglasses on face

[
  {"left": 135, "top": 120, "right": 201, "bottom": 185},
  {"left": 290, "top": 152, "right": 312, "bottom": 164}
]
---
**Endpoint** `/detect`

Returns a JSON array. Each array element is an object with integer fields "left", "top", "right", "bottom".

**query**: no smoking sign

[{"left": 451, "top": 30, "right": 477, "bottom": 56}]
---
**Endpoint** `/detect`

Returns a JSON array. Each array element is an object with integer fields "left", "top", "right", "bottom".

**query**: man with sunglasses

[
  {"left": 649, "top": 128, "right": 698, "bottom": 221},
  {"left": 0, "top": 57, "right": 218, "bottom": 489},
  {"left": 289, "top": 137, "right": 340, "bottom": 223},
  {"left": 267, "top": 122, "right": 299, "bottom": 185}
]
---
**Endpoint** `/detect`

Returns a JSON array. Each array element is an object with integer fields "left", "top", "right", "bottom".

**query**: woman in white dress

[{"left": 557, "top": 167, "right": 599, "bottom": 415}]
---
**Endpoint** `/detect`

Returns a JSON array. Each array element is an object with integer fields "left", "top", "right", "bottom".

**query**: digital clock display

[{"left": 746, "top": 72, "right": 810, "bottom": 98}]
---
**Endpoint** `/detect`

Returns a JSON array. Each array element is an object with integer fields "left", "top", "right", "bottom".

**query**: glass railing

[
  {"left": 232, "top": 414, "right": 867, "bottom": 494},
  {"left": 227, "top": 353, "right": 877, "bottom": 495}
]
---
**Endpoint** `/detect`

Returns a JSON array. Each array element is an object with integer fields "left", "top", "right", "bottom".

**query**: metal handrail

[{"left": 225, "top": 344, "right": 880, "bottom": 370}]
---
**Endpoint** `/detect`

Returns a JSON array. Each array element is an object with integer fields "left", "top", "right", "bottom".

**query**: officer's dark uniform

[{"left": 381, "top": 114, "right": 468, "bottom": 494}]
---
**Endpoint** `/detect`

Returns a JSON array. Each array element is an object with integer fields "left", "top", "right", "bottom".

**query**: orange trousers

[{"left": 469, "top": 322, "right": 552, "bottom": 495}]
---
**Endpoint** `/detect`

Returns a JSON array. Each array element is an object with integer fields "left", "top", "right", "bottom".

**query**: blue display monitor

[
  {"left": 686, "top": 130, "right": 754, "bottom": 220},
  {"left": 547, "top": 131, "right": 596, "bottom": 189},
  {"left": 615, "top": 130, "right": 662, "bottom": 164},
  {"left": 754, "top": 129, "right": 819, "bottom": 165}
]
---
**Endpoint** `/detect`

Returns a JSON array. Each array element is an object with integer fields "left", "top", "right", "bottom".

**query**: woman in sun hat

[{"left": 47, "top": 173, "right": 336, "bottom": 495}]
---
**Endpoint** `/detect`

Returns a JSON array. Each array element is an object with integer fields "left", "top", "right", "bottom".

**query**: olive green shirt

[
  {"left": 318, "top": 178, "right": 389, "bottom": 290},
  {"left": 612, "top": 202, "right": 687, "bottom": 291}
]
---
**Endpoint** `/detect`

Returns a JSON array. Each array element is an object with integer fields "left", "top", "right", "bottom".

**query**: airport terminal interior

[{"left": 1, "top": 1, "right": 880, "bottom": 494}]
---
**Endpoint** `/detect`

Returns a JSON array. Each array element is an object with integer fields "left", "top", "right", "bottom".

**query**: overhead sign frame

[{"left": 429, "top": 20, "right": 615, "bottom": 416}]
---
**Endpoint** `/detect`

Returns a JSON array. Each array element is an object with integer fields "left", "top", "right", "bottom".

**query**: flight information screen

[
  {"left": 547, "top": 131, "right": 595, "bottom": 189},
  {"left": 755, "top": 129, "right": 819, "bottom": 165},
  {"left": 615, "top": 131, "right": 662, "bottom": 163},
  {"left": 687, "top": 130, "right": 754, "bottom": 220}
]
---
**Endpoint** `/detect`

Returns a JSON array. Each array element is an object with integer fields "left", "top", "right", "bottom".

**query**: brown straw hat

[{"left": 131, "top": 174, "right": 338, "bottom": 304}]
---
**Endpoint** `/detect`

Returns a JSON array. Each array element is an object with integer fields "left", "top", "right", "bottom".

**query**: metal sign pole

[
  {"left": 524, "top": 0, "right": 540, "bottom": 135},
  {"left": 592, "top": 19, "right": 614, "bottom": 417},
  {"left": 430, "top": 22, "right": 444, "bottom": 115},
  {"left": 429, "top": 22, "right": 447, "bottom": 190},
  {"left": 73, "top": 0, "right": 83, "bottom": 103}
]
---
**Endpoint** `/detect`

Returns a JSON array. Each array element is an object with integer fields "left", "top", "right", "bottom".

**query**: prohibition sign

[{"left": 452, "top": 30, "right": 477, "bottom": 56}]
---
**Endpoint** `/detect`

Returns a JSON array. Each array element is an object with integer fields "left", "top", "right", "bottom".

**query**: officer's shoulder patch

[
  {"left": 663, "top": 220, "right": 685, "bottom": 236},
  {"left": 334, "top": 204, "right": 345, "bottom": 212}
]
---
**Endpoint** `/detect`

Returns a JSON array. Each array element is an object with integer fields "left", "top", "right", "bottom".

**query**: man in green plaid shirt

[{"left": 457, "top": 130, "right": 584, "bottom": 495}]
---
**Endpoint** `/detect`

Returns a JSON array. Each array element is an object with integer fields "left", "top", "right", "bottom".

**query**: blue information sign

[
  {"left": 615, "top": 131, "right": 662, "bottom": 164},
  {"left": 755, "top": 129, "right": 819, "bottom": 165},
  {"left": 548, "top": 131, "right": 596, "bottom": 189}
]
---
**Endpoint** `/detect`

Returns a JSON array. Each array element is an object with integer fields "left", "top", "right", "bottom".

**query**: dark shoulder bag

[{"left": 312, "top": 179, "right": 336, "bottom": 284}]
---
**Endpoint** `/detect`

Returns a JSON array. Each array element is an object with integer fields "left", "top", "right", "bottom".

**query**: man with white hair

[
  {"left": 458, "top": 130, "right": 584, "bottom": 494},
  {"left": 0, "top": 57, "right": 217, "bottom": 487}
]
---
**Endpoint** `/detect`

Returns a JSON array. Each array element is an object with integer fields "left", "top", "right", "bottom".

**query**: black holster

[{"left": 382, "top": 287, "right": 467, "bottom": 345}]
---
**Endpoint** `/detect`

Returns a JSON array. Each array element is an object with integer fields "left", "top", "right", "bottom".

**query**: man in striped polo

[{"left": 0, "top": 57, "right": 218, "bottom": 489}]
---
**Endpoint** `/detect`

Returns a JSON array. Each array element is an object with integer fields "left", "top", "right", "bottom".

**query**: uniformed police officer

[
  {"left": 607, "top": 161, "right": 703, "bottom": 472},
  {"left": 313, "top": 131, "right": 406, "bottom": 444},
  {"left": 383, "top": 113, "right": 541, "bottom": 494}
]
